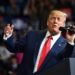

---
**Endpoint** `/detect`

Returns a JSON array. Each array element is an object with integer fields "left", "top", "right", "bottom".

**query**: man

[{"left": 3, "top": 10, "right": 75, "bottom": 75}]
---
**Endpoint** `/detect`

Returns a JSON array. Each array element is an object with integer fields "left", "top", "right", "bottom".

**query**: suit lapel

[
  {"left": 40, "top": 36, "right": 67, "bottom": 71},
  {"left": 33, "top": 30, "right": 47, "bottom": 65}
]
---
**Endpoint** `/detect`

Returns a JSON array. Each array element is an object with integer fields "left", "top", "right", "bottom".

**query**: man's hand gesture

[{"left": 4, "top": 24, "right": 14, "bottom": 37}]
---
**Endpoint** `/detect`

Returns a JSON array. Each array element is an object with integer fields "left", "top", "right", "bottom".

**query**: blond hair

[{"left": 50, "top": 10, "right": 68, "bottom": 18}]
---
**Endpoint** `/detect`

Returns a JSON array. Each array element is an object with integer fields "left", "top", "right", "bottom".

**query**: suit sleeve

[
  {"left": 56, "top": 43, "right": 75, "bottom": 60},
  {"left": 62, "top": 43, "right": 74, "bottom": 58},
  {"left": 3, "top": 34, "right": 28, "bottom": 53}
]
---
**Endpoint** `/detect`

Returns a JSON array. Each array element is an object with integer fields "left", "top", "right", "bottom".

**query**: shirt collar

[{"left": 45, "top": 31, "right": 61, "bottom": 40}]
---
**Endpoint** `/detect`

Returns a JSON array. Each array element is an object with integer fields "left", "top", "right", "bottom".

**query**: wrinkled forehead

[{"left": 49, "top": 10, "right": 67, "bottom": 18}]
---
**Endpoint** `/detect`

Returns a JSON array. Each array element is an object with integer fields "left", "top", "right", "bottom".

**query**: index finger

[
  {"left": 6, "top": 24, "right": 14, "bottom": 29},
  {"left": 11, "top": 24, "right": 14, "bottom": 28},
  {"left": 7, "top": 23, "right": 11, "bottom": 26}
]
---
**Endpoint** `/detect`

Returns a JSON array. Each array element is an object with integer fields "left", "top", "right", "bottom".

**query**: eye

[
  {"left": 57, "top": 17, "right": 61, "bottom": 21},
  {"left": 50, "top": 17, "right": 55, "bottom": 20}
]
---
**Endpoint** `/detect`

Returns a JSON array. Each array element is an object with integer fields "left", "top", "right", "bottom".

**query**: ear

[
  {"left": 47, "top": 22, "right": 48, "bottom": 26},
  {"left": 47, "top": 20, "right": 49, "bottom": 26}
]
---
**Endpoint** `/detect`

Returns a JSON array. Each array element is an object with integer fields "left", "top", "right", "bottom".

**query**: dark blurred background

[{"left": 0, "top": 0, "right": 75, "bottom": 75}]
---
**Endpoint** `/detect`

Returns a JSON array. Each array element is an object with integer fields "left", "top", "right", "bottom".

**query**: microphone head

[
  {"left": 59, "top": 22, "right": 75, "bottom": 35},
  {"left": 59, "top": 27, "right": 66, "bottom": 32}
]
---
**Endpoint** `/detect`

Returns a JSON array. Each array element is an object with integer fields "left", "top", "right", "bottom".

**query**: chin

[{"left": 52, "top": 30, "right": 60, "bottom": 34}]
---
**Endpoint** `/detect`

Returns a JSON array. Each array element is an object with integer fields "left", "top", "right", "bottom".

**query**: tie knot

[{"left": 47, "top": 35, "right": 53, "bottom": 39}]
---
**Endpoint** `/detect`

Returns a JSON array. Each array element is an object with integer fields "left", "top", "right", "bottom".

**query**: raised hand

[
  {"left": 4, "top": 24, "right": 14, "bottom": 37},
  {"left": 66, "top": 30, "right": 75, "bottom": 44}
]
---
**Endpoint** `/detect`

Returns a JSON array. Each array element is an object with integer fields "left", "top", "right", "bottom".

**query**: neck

[{"left": 50, "top": 31, "right": 61, "bottom": 36}]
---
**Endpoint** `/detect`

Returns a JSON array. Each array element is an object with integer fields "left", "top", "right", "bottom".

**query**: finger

[
  {"left": 6, "top": 24, "right": 14, "bottom": 30},
  {"left": 7, "top": 23, "right": 11, "bottom": 26},
  {"left": 5, "top": 24, "right": 11, "bottom": 29},
  {"left": 11, "top": 24, "right": 14, "bottom": 29}
]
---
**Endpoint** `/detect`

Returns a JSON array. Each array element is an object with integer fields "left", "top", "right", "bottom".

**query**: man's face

[{"left": 47, "top": 12, "right": 66, "bottom": 35}]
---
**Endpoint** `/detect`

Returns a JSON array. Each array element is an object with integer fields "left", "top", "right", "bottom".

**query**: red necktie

[{"left": 37, "top": 36, "right": 52, "bottom": 71}]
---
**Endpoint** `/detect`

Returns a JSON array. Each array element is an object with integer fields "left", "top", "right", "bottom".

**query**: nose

[{"left": 54, "top": 18, "right": 58, "bottom": 23}]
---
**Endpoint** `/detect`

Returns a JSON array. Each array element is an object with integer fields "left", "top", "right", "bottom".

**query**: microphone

[{"left": 59, "top": 22, "right": 75, "bottom": 35}]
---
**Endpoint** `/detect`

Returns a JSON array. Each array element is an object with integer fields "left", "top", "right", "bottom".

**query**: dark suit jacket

[{"left": 4, "top": 30, "right": 74, "bottom": 75}]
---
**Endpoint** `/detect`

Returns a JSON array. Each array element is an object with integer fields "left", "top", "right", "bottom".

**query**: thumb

[{"left": 11, "top": 24, "right": 14, "bottom": 29}]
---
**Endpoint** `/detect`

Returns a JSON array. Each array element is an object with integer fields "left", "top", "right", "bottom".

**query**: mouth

[
  {"left": 52, "top": 25, "right": 58, "bottom": 28},
  {"left": 53, "top": 23, "right": 58, "bottom": 26}
]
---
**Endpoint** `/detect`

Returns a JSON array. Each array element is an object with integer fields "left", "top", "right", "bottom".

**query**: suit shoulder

[
  {"left": 26, "top": 30, "right": 45, "bottom": 35},
  {"left": 59, "top": 35, "right": 67, "bottom": 44}
]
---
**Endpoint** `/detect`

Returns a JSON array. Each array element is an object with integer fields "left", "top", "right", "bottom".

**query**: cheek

[
  {"left": 59, "top": 22, "right": 65, "bottom": 27},
  {"left": 47, "top": 19, "right": 53, "bottom": 24}
]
